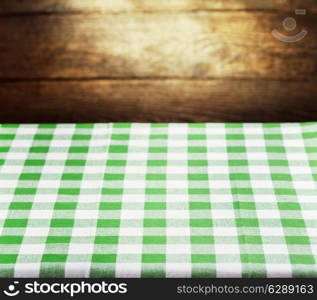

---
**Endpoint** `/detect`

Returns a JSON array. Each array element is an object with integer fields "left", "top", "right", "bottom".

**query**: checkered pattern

[{"left": 0, "top": 123, "right": 317, "bottom": 278}]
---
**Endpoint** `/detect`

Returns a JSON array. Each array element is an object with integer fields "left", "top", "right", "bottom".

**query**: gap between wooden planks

[{"left": 0, "top": 0, "right": 316, "bottom": 14}]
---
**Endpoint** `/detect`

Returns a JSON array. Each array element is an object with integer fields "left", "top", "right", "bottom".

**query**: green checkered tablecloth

[{"left": 0, "top": 123, "right": 317, "bottom": 278}]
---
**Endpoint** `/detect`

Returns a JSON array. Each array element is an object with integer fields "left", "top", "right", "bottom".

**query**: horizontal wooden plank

[
  {"left": 0, "top": 12, "right": 316, "bottom": 80},
  {"left": 0, "top": 79, "right": 316, "bottom": 123},
  {"left": 0, "top": 0, "right": 316, "bottom": 14}
]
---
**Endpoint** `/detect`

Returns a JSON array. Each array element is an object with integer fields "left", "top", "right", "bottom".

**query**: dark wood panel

[
  {"left": 0, "top": 12, "right": 316, "bottom": 80},
  {"left": 0, "top": 0, "right": 316, "bottom": 14},
  {"left": 0, "top": 79, "right": 316, "bottom": 123},
  {"left": 0, "top": 1, "right": 316, "bottom": 123}
]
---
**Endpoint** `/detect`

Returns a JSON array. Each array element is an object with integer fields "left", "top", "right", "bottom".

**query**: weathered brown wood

[
  {"left": 0, "top": 2, "right": 316, "bottom": 124},
  {"left": 0, "top": 12, "right": 316, "bottom": 80},
  {"left": 0, "top": 0, "right": 316, "bottom": 14},
  {"left": 0, "top": 79, "right": 316, "bottom": 123}
]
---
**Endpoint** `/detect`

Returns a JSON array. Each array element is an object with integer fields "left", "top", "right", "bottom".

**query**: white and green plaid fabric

[{"left": 0, "top": 123, "right": 317, "bottom": 278}]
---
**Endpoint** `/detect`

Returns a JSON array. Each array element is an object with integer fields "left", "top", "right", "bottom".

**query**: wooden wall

[{"left": 0, "top": 0, "right": 316, "bottom": 123}]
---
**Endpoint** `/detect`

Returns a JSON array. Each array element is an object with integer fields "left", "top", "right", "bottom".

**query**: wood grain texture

[
  {"left": 0, "top": 80, "right": 316, "bottom": 123},
  {"left": 0, "top": 0, "right": 316, "bottom": 14},
  {"left": 0, "top": 1, "right": 316, "bottom": 123},
  {"left": 0, "top": 12, "right": 316, "bottom": 80}
]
